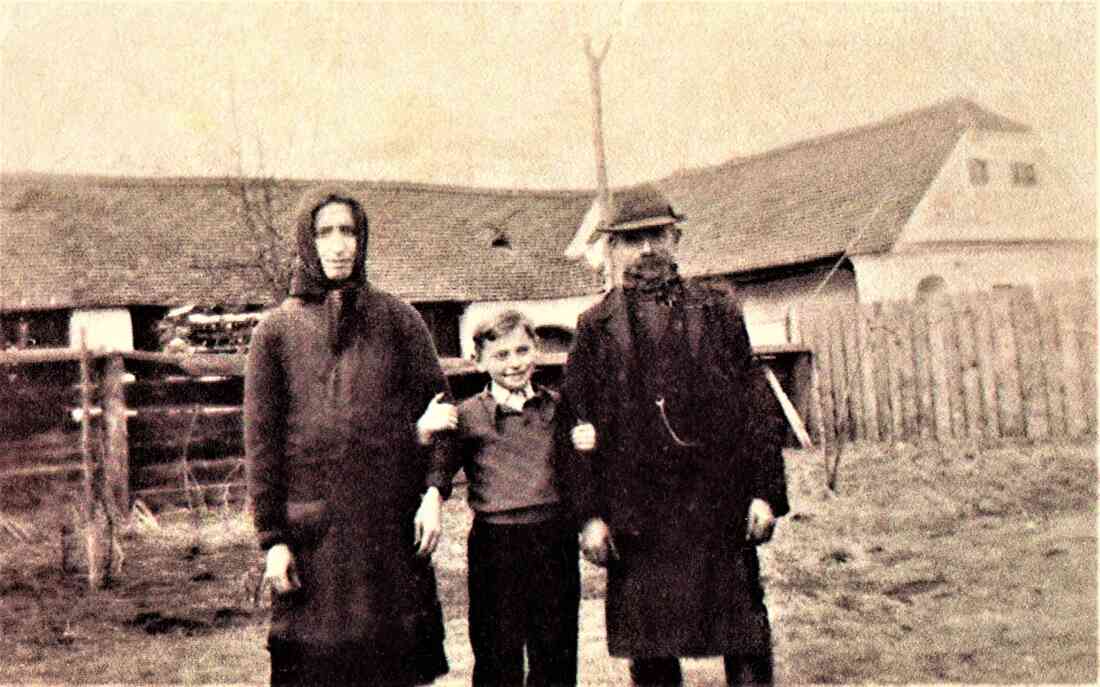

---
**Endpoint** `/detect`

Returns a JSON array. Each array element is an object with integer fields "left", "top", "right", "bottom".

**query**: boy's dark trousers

[{"left": 467, "top": 517, "right": 581, "bottom": 687}]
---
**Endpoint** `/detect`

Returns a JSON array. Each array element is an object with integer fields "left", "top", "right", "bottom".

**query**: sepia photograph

[{"left": 1, "top": 2, "right": 1095, "bottom": 684}]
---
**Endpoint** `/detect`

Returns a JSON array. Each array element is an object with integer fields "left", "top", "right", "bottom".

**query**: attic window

[
  {"left": 967, "top": 158, "right": 989, "bottom": 186},
  {"left": 1011, "top": 162, "right": 1037, "bottom": 186},
  {"left": 490, "top": 229, "right": 511, "bottom": 248}
]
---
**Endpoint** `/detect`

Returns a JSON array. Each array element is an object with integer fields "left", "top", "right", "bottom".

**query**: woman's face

[{"left": 313, "top": 202, "right": 358, "bottom": 282}]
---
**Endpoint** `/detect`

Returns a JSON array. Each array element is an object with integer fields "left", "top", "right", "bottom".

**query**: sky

[{"left": 1, "top": 2, "right": 1095, "bottom": 199}]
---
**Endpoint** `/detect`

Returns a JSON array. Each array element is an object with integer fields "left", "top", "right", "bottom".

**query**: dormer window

[
  {"left": 1011, "top": 161, "right": 1037, "bottom": 186},
  {"left": 967, "top": 158, "right": 989, "bottom": 186},
  {"left": 490, "top": 229, "right": 511, "bottom": 248}
]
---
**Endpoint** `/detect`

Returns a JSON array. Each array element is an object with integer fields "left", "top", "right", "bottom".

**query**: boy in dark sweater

[{"left": 418, "top": 310, "right": 589, "bottom": 687}]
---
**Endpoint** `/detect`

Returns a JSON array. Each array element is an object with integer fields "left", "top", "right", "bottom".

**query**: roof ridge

[
  {"left": 665, "top": 96, "right": 1030, "bottom": 180},
  {"left": 0, "top": 171, "right": 593, "bottom": 199}
]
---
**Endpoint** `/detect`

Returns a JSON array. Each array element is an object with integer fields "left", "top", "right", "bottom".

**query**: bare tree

[
  {"left": 225, "top": 153, "right": 293, "bottom": 304},
  {"left": 223, "top": 79, "right": 295, "bottom": 305}
]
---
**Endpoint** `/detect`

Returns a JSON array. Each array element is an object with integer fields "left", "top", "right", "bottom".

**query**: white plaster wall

[
  {"left": 733, "top": 268, "right": 858, "bottom": 347},
  {"left": 901, "top": 129, "right": 1092, "bottom": 245},
  {"left": 459, "top": 294, "right": 602, "bottom": 359},
  {"left": 69, "top": 308, "right": 134, "bottom": 351},
  {"left": 459, "top": 267, "right": 860, "bottom": 355},
  {"left": 851, "top": 243, "right": 1096, "bottom": 303}
]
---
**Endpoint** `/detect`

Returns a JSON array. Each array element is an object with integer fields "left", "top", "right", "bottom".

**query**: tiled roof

[
  {"left": 1, "top": 175, "right": 603, "bottom": 310},
  {"left": 657, "top": 97, "right": 1032, "bottom": 278},
  {"left": 0, "top": 97, "right": 1031, "bottom": 311}
]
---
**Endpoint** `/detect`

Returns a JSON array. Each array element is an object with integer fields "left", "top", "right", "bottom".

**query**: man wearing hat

[{"left": 557, "top": 184, "right": 789, "bottom": 685}]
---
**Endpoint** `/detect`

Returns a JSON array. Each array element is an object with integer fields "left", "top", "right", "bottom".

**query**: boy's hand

[
  {"left": 414, "top": 487, "right": 443, "bottom": 557},
  {"left": 571, "top": 422, "right": 597, "bottom": 452},
  {"left": 263, "top": 543, "right": 301, "bottom": 595},
  {"left": 416, "top": 393, "right": 458, "bottom": 445},
  {"left": 745, "top": 498, "right": 776, "bottom": 544},
  {"left": 580, "top": 517, "right": 617, "bottom": 567}
]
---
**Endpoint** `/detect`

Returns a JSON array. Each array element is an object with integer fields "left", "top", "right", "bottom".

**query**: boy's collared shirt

[{"left": 490, "top": 380, "right": 536, "bottom": 413}]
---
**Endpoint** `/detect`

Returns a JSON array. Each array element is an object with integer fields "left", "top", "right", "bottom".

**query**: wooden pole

[
  {"left": 584, "top": 35, "right": 615, "bottom": 290},
  {"left": 79, "top": 332, "right": 95, "bottom": 517},
  {"left": 103, "top": 353, "right": 131, "bottom": 518},
  {"left": 77, "top": 331, "right": 116, "bottom": 589},
  {"left": 763, "top": 364, "right": 813, "bottom": 449},
  {"left": 78, "top": 331, "right": 105, "bottom": 588}
]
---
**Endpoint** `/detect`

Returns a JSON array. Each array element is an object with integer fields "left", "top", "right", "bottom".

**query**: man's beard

[{"left": 621, "top": 253, "right": 680, "bottom": 294}]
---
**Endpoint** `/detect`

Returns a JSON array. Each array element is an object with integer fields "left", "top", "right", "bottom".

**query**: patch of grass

[{"left": 1, "top": 440, "right": 1095, "bottom": 684}]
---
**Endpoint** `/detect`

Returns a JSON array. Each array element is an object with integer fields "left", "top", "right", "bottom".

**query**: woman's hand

[{"left": 414, "top": 487, "right": 443, "bottom": 557}]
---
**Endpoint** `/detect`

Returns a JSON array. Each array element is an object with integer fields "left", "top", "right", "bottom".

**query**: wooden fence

[
  {"left": 797, "top": 282, "right": 1097, "bottom": 447},
  {"left": 0, "top": 350, "right": 560, "bottom": 511},
  {"left": 3, "top": 282, "right": 1092, "bottom": 511}
]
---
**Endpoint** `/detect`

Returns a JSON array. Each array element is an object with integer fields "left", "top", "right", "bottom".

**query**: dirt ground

[{"left": 0, "top": 441, "right": 1095, "bottom": 685}]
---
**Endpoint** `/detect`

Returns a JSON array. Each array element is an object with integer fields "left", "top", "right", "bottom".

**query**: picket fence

[{"left": 796, "top": 281, "right": 1097, "bottom": 447}]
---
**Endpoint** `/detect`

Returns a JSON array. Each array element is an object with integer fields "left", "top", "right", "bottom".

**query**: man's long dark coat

[{"left": 556, "top": 282, "right": 789, "bottom": 658}]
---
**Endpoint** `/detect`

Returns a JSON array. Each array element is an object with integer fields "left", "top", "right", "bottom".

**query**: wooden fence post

[
  {"left": 972, "top": 293, "right": 1001, "bottom": 440},
  {"left": 1012, "top": 289, "right": 1050, "bottom": 441},
  {"left": 955, "top": 299, "right": 983, "bottom": 440},
  {"left": 76, "top": 334, "right": 117, "bottom": 590},
  {"left": 857, "top": 303, "right": 880, "bottom": 442},
  {"left": 926, "top": 297, "right": 953, "bottom": 441},
  {"left": 841, "top": 304, "right": 864, "bottom": 440},
  {"left": 991, "top": 292, "right": 1024, "bottom": 437},
  {"left": 882, "top": 302, "right": 905, "bottom": 440},
  {"left": 103, "top": 354, "right": 130, "bottom": 518},
  {"left": 1056, "top": 291, "right": 1087, "bottom": 438},
  {"left": 895, "top": 301, "right": 919, "bottom": 440},
  {"left": 810, "top": 307, "right": 836, "bottom": 448},
  {"left": 1036, "top": 286, "right": 1067, "bottom": 437},
  {"left": 828, "top": 312, "right": 851, "bottom": 442},
  {"left": 911, "top": 301, "right": 935, "bottom": 440}
]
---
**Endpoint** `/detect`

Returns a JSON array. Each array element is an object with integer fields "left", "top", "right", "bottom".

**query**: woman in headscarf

[{"left": 245, "top": 185, "right": 452, "bottom": 686}]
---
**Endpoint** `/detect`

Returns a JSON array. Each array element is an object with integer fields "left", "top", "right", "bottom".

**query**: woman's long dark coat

[
  {"left": 245, "top": 285, "right": 450, "bottom": 682},
  {"left": 556, "top": 282, "right": 789, "bottom": 658}
]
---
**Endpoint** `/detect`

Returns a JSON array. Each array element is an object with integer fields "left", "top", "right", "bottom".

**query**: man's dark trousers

[
  {"left": 468, "top": 517, "right": 580, "bottom": 686},
  {"left": 629, "top": 655, "right": 774, "bottom": 686}
]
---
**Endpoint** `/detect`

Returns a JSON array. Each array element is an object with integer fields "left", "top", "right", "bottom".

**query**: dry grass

[{"left": 0, "top": 439, "right": 1094, "bottom": 684}]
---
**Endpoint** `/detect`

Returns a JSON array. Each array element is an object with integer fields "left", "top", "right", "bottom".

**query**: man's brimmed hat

[{"left": 601, "top": 184, "right": 685, "bottom": 233}]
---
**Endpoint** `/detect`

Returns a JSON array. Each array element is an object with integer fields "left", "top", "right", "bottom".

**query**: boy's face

[{"left": 477, "top": 327, "right": 537, "bottom": 392}]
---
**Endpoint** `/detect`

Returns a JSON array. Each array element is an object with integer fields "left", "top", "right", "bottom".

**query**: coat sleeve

[
  {"left": 554, "top": 312, "right": 605, "bottom": 528},
  {"left": 720, "top": 296, "right": 791, "bottom": 518},
  {"left": 244, "top": 316, "right": 290, "bottom": 550},
  {"left": 393, "top": 301, "right": 457, "bottom": 497}
]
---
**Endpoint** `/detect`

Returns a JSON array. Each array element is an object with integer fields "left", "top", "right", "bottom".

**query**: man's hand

[
  {"left": 416, "top": 393, "right": 458, "bottom": 445},
  {"left": 571, "top": 422, "right": 597, "bottom": 452},
  {"left": 263, "top": 543, "right": 301, "bottom": 595},
  {"left": 414, "top": 487, "right": 443, "bottom": 557},
  {"left": 580, "top": 517, "right": 617, "bottom": 567},
  {"left": 745, "top": 498, "right": 776, "bottom": 544}
]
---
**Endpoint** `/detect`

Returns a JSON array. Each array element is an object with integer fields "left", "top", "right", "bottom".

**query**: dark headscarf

[{"left": 288, "top": 185, "right": 370, "bottom": 353}]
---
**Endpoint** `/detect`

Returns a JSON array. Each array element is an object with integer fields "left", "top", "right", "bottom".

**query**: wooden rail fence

[
  {"left": 0, "top": 350, "right": 560, "bottom": 510},
  {"left": 797, "top": 282, "right": 1097, "bottom": 447}
]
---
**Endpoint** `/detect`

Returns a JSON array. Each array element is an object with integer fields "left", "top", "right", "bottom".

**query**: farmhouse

[
  {"left": 1, "top": 97, "right": 1092, "bottom": 359},
  {"left": 651, "top": 96, "right": 1095, "bottom": 344}
]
